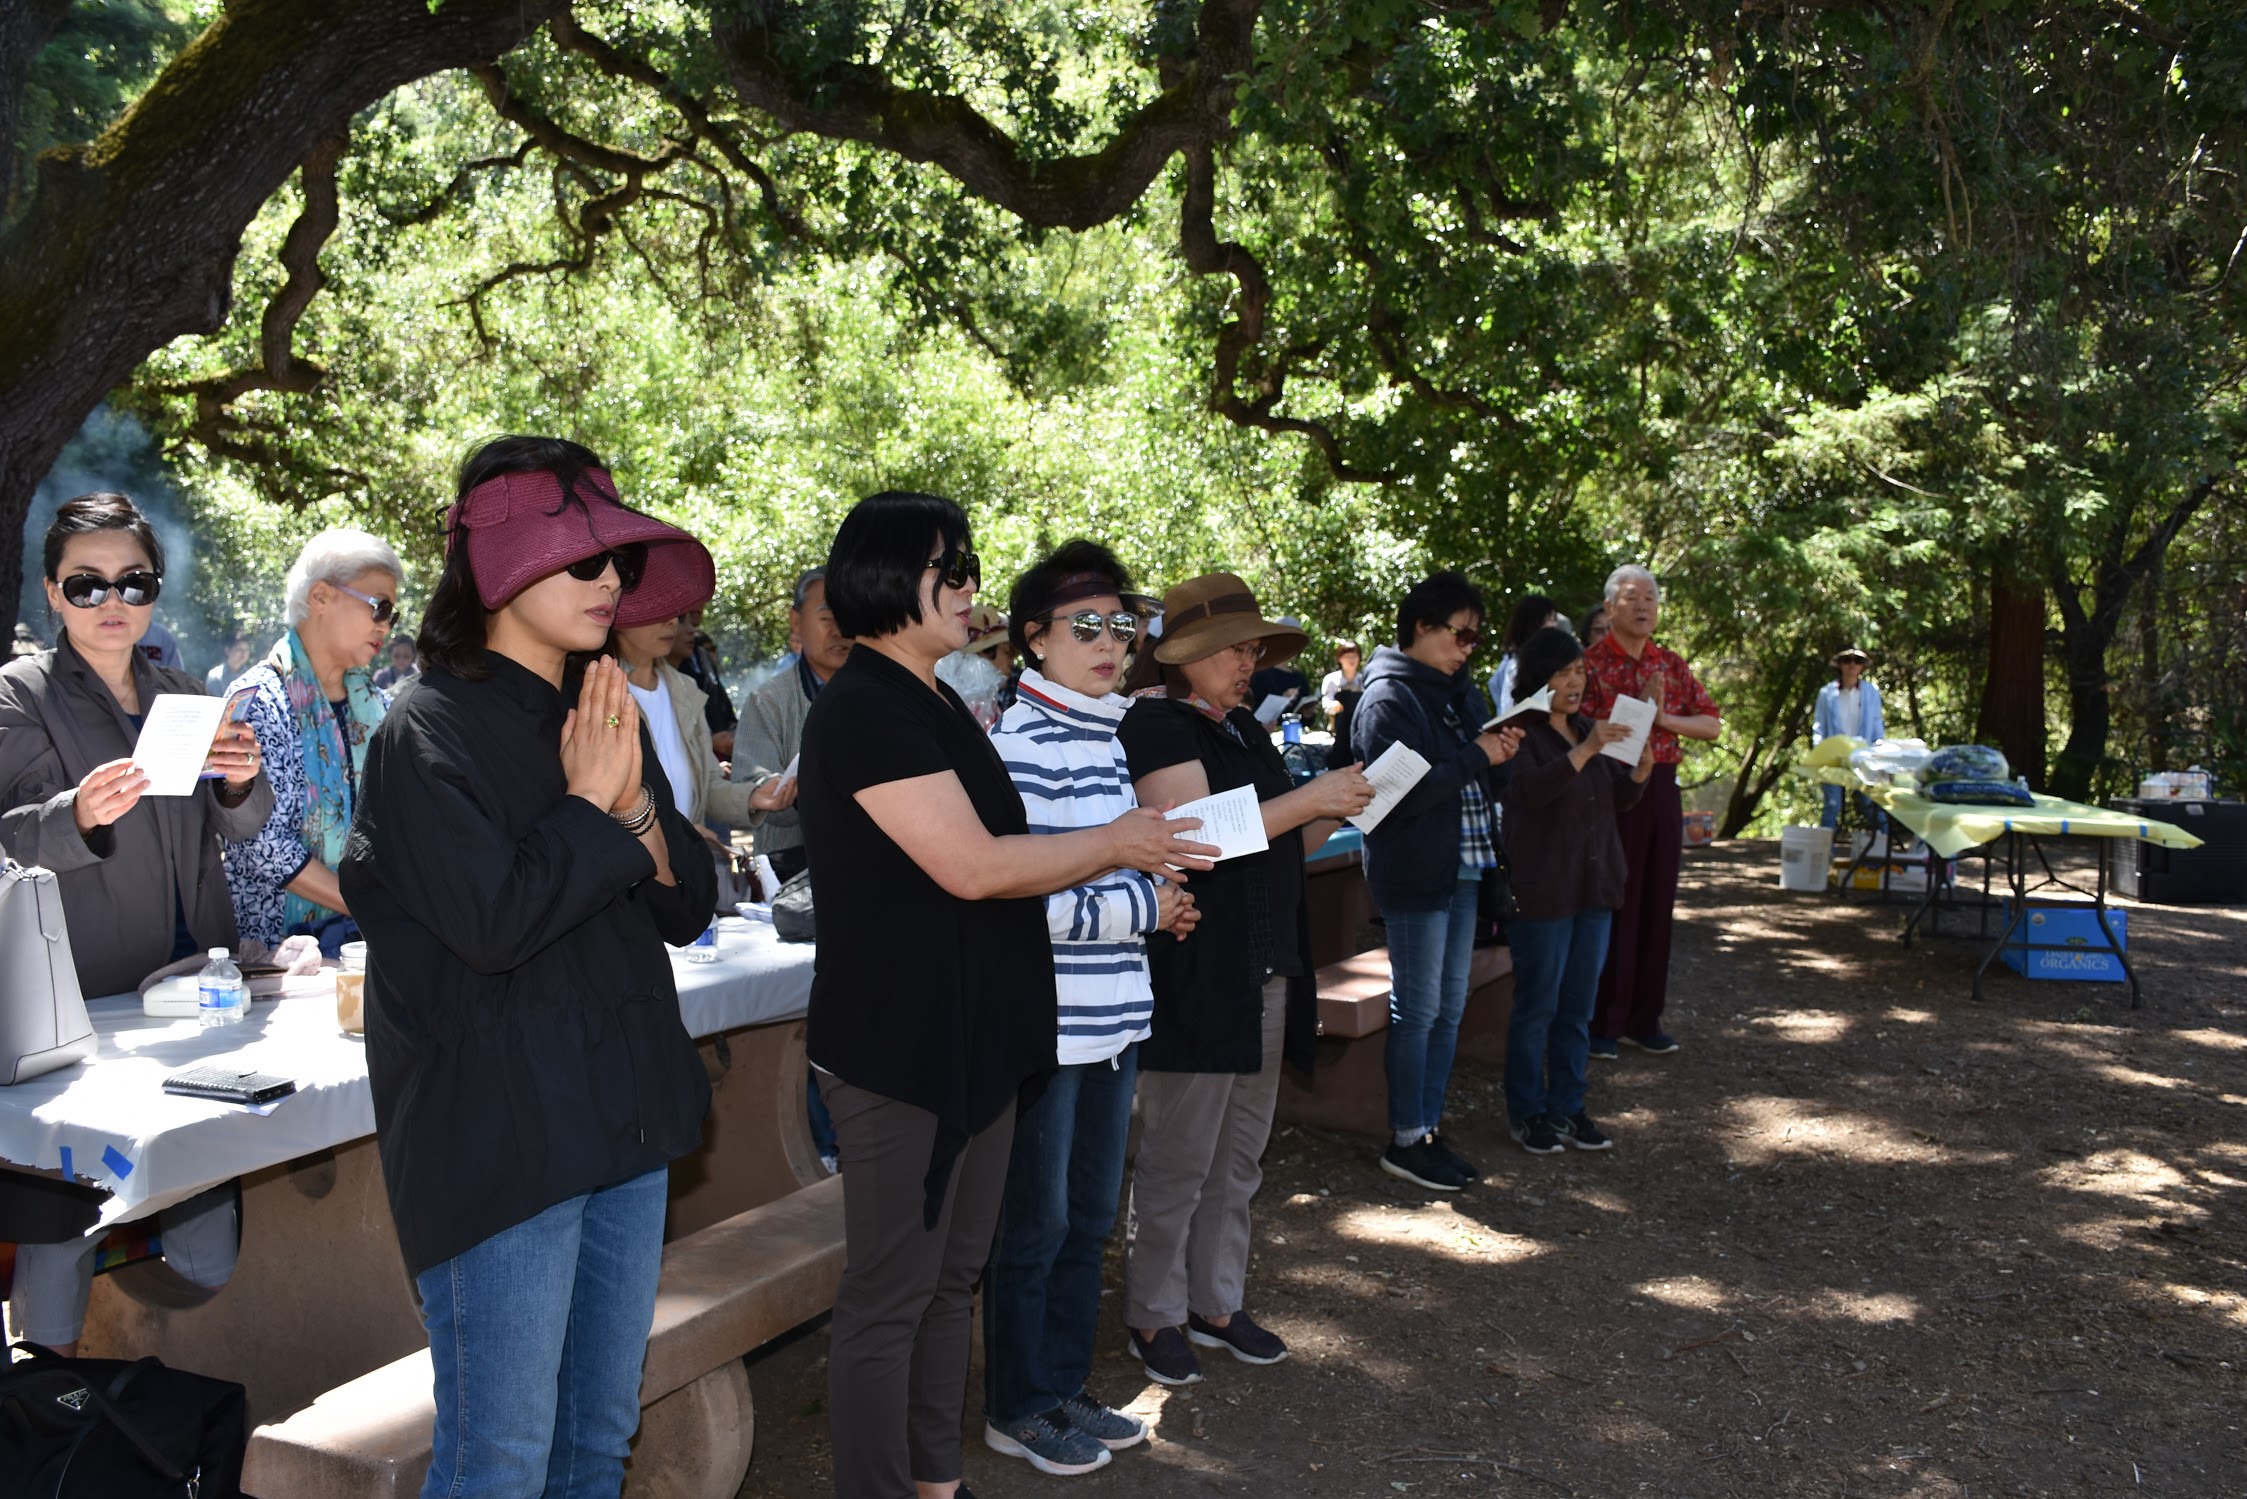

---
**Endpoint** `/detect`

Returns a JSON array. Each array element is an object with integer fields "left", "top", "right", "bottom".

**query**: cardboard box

[{"left": 1999, "top": 903, "right": 2128, "bottom": 983}]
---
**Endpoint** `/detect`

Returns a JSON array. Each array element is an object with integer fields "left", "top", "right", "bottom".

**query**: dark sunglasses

[
  {"left": 1047, "top": 609, "right": 1140, "bottom": 645},
  {"left": 564, "top": 545, "right": 648, "bottom": 590},
  {"left": 60, "top": 570, "right": 162, "bottom": 608},
  {"left": 924, "top": 549, "right": 981, "bottom": 592},
  {"left": 1449, "top": 625, "right": 1482, "bottom": 649},
  {"left": 331, "top": 582, "right": 396, "bottom": 626}
]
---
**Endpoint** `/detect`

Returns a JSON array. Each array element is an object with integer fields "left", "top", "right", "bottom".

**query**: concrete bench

[
  {"left": 1278, "top": 944, "right": 1515, "bottom": 1137},
  {"left": 242, "top": 1173, "right": 846, "bottom": 1499}
]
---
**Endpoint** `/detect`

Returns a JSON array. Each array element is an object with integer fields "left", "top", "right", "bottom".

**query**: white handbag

[{"left": 0, "top": 859, "right": 96, "bottom": 1085}]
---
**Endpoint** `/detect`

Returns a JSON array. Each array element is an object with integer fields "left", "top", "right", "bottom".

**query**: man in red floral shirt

[{"left": 1578, "top": 564, "right": 1720, "bottom": 1057}]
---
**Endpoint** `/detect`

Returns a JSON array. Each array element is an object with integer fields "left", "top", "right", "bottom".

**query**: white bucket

[{"left": 1778, "top": 826, "right": 1836, "bottom": 891}]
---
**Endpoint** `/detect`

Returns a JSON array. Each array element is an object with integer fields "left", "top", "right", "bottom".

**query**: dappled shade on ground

[{"left": 734, "top": 841, "right": 2245, "bottom": 1497}]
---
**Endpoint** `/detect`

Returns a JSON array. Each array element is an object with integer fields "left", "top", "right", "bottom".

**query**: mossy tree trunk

[{"left": 0, "top": 0, "right": 564, "bottom": 608}]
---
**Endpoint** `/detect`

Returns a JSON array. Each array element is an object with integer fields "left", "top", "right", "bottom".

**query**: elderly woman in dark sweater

[{"left": 1497, "top": 626, "right": 1654, "bottom": 1155}]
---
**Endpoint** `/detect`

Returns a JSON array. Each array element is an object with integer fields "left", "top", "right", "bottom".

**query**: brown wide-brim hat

[
  {"left": 445, "top": 466, "right": 715, "bottom": 629},
  {"left": 1151, "top": 572, "right": 1307, "bottom": 668},
  {"left": 1831, "top": 646, "right": 1870, "bottom": 666}
]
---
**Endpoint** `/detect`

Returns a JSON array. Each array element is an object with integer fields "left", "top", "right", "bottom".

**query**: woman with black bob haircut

[
  {"left": 797, "top": 491, "right": 1217, "bottom": 1499},
  {"left": 338, "top": 434, "right": 719, "bottom": 1499}
]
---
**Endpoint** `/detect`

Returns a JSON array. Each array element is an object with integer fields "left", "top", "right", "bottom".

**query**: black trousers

[{"left": 818, "top": 1075, "right": 1014, "bottom": 1496}]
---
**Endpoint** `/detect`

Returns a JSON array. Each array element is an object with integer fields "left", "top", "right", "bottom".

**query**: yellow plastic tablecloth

[{"left": 1796, "top": 764, "right": 2205, "bottom": 859}]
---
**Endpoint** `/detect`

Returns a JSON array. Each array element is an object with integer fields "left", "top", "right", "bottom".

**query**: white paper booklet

[
  {"left": 1165, "top": 784, "right": 1269, "bottom": 861},
  {"left": 130, "top": 693, "right": 229, "bottom": 796},
  {"left": 1602, "top": 693, "right": 1658, "bottom": 764},
  {"left": 1481, "top": 685, "right": 1552, "bottom": 730},
  {"left": 1347, "top": 741, "right": 1432, "bottom": 835},
  {"left": 779, "top": 752, "right": 800, "bottom": 781},
  {"left": 1251, "top": 693, "right": 1292, "bottom": 726}
]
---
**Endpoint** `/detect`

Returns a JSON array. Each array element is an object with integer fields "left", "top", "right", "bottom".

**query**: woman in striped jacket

[{"left": 978, "top": 541, "right": 1199, "bottom": 1477}]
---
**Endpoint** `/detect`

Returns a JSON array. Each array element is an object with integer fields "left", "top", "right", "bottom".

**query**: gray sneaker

[
  {"left": 1058, "top": 1389, "right": 1147, "bottom": 1450},
  {"left": 984, "top": 1408, "right": 1112, "bottom": 1476}
]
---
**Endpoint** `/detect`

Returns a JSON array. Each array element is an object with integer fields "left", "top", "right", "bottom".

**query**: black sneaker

[
  {"left": 1588, "top": 1036, "right": 1619, "bottom": 1061},
  {"left": 1621, "top": 1030, "right": 1679, "bottom": 1055},
  {"left": 1380, "top": 1136, "right": 1468, "bottom": 1191},
  {"left": 1509, "top": 1115, "right": 1565, "bottom": 1155},
  {"left": 1556, "top": 1112, "right": 1613, "bottom": 1151},
  {"left": 1187, "top": 1310, "right": 1289, "bottom": 1365},
  {"left": 1428, "top": 1132, "right": 1482, "bottom": 1182},
  {"left": 1127, "top": 1325, "right": 1203, "bottom": 1386}
]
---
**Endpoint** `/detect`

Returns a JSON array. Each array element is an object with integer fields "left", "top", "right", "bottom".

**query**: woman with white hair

[{"left": 226, "top": 527, "right": 404, "bottom": 946}]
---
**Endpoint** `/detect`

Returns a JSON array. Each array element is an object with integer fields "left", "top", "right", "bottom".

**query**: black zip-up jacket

[
  {"left": 1349, "top": 645, "right": 1510, "bottom": 912},
  {"left": 339, "top": 653, "right": 715, "bottom": 1276}
]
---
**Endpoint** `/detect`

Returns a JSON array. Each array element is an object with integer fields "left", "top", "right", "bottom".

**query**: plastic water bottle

[
  {"left": 197, "top": 948, "right": 249, "bottom": 1027},
  {"left": 684, "top": 922, "right": 719, "bottom": 963},
  {"left": 1281, "top": 712, "right": 1303, "bottom": 745}
]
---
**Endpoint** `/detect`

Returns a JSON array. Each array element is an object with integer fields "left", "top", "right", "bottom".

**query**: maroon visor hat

[{"left": 444, "top": 467, "right": 715, "bottom": 628}]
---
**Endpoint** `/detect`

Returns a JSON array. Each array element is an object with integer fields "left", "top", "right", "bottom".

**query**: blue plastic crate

[{"left": 2000, "top": 903, "right": 2129, "bottom": 983}]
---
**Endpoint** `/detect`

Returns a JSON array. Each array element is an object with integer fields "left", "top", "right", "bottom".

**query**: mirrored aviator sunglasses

[
  {"left": 564, "top": 544, "right": 648, "bottom": 591},
  {"left": 60, "top": 570, "right": 162, "bottom": 608},
  {"left": 1059, "top": 609, "right": 1139, "bottom": 645}
]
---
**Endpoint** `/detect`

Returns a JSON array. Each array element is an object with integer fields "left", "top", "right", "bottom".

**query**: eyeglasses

[
  {"left": 1217, "top": 640, "right": 1267, "bottom": 665},
  {"left": 1046, "top": 609, "right": 1140, "bottom": 645},
  {"left": 1449, "top": 625, "right": 1482, "bottom": 649},
  {"left": 924, "top": 549, "right": 981, "bottom": 592},
  {"left": 331, "top": 582, "right": 397, "bottom": 626},
  {"left": 59, "top": 570, "right": 162, "bottom": 608},
  {"left": 564, "top": 545, "right": 648, "bottom": 590}
]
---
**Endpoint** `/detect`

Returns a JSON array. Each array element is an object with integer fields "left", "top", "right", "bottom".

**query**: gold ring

[{"left": 605, "top": 713, "right": 622, "bottom": 728}]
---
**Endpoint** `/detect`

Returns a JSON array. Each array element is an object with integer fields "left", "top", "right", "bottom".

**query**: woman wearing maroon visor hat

[{"left": 339, "top": 435, "right": 718, "bottom": 1499}]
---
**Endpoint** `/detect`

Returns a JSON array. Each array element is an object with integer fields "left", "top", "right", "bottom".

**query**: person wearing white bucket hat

[{"left": 1812, "top": 646, "right": 1887, "bottom": 830}]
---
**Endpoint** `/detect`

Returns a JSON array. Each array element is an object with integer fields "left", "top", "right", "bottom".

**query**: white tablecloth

[{"left": 0, "top": 917, "right": 813, "bottom": 1232}]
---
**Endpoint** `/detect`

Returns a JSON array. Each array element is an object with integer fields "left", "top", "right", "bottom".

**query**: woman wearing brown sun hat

[{"left": 1116, "top": 571, "right": 1376, "bottom": 1386}]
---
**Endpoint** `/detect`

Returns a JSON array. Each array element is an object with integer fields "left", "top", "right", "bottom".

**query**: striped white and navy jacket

[{"left": 990, "top": 668, "right": 1160, "bottom": 1067}]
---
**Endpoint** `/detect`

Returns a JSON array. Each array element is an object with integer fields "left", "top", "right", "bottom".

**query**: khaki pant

[{"left": 1124, "top": 980, "right": 1286, "bottom": 1328}]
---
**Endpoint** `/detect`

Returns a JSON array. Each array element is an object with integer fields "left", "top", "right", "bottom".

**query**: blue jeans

[
  {"left": 1381, "top": 878, "right": 1482, "bottom": 1140},
  {"left": 1505, "top": 908, "right": 1614, "bottom": 1125},
  {"left": 1821, "top": 783, "right": 1886, "bottom": 830},
  {"left": 415, "top": 1167, "right": 669, "bottom": 1499},
  {"left": 982, "top": 1046, "right": 1138, "bottom": 1424}
]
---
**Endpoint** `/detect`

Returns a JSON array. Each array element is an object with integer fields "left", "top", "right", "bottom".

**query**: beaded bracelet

[{"left": 611, "top": 784, "right": 655, "bottom": 835}]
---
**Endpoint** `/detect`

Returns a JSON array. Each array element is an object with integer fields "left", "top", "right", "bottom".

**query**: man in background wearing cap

[
  {"left": 731, "top": 567, "right": 850, "bottom": 885},
  {"left": 1812, "top": 646, "right": 1886, "bottom": 830}
]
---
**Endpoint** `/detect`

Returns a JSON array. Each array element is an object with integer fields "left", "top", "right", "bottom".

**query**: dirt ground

[{"left": 733, "top": 839, "right": 2247, "bottom": 1498}]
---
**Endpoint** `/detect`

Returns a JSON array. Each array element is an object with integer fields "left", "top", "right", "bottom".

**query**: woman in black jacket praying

[{"left": 339, "top": 435, "right": 718, "bottom": 1499}]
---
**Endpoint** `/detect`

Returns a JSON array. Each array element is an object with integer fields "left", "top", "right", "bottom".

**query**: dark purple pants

[{"left": 1592, "top": 762, "right": 1683, "bottom": 1042}]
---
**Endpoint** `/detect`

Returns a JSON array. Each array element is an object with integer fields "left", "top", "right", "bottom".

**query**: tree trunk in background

[
  {"left": 1975, "top": 566, "right": 2047, "bottom": 789},
  {"left": 2141, "top": 556, "right": 2167, "bottom": 774},
  {"left": 0, "top": 0, "right": 564, "bottom": 616}
]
